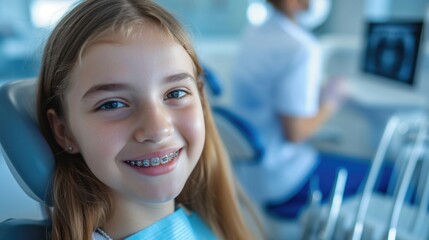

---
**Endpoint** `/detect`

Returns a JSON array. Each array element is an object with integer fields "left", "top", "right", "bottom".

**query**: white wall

[
  {"left": 317, "top": 0, "right": 365, "bottom": 36},
  {"left": 317, "top": 0, "right": 429, "bottom": 36},
  {"left": 390, "top": 0, "right": 429, "bottom": 18}
]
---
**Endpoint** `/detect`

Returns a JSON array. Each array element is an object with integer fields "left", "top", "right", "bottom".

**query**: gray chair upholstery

[{"left": 0, "top": 79, "right": 53, "bottom": 239}]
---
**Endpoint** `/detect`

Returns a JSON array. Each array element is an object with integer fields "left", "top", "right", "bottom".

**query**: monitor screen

[{"left": 362, "top": 20, "right": 423, "bottom": 86}]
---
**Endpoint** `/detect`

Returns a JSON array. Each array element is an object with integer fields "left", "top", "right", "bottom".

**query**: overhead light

[
  {"left": 31, "top": 0, "right": 77, "bottom": 28},
  {"left": 247, "top": 2, "right": 268, "bottom": 26}
]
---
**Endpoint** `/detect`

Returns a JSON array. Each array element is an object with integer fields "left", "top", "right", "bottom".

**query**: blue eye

[
  {"left": 166, "top": 90, "right": 187, "bottom": 99},
  {"left": 98, "top": 101, "right": 127, "bottom": 110}
]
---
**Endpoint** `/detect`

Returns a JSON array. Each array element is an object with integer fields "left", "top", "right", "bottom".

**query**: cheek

[
  {"left": 69, "top": 114, "right": 125, "bottom": 164},
  {"left": 179, "top": 104, "right": 205, "bottom": 161}
]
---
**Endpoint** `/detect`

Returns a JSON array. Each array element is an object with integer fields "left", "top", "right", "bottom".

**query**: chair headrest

[
  {"left": 202, "top": 65, "right": 223, "bottom": 97},
  {"left": 212, "top": 107, "right": 264, "bottom": 163},
  {"left": 0, "top": 79, "right": 54, "bottom": 206}
]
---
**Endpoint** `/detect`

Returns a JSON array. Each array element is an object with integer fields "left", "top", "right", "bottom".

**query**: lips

[{"left": 124, "top": 150, "right": 180, "bottom": 168}]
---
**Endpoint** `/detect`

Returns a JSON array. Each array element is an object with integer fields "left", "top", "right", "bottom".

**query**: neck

[
  {"left": 103, "top": 196, "right": 175, "bottom": 239},
  {"left": 278, "top": 1, "right": 300, "bottom": 23}
]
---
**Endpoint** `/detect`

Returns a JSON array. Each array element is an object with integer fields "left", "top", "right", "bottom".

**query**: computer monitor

[{"left": 362, "top": 20, "right": 424, "bottom": 86}]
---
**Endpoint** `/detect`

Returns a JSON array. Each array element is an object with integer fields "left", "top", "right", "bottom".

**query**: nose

[{"left": 133, "top": 104, "right": 174, "bottom": 143}]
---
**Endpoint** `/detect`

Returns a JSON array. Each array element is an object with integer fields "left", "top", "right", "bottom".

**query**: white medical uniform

[{"left": 231, "top": 10, "right": 323, "bottom": 204}]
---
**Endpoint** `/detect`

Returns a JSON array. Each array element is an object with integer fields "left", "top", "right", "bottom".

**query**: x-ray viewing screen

[{"left": 362, "top": 21, "right": 423, "bottom": 86}]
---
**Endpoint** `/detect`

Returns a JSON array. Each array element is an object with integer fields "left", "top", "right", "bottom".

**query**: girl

[{"left": 36, "top": 0, "right": 258, "bottom": 239}]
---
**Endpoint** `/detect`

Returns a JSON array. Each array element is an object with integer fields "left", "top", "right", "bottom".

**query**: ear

[{"left": 47, "top": 109, "right": 79, "bottom": 154}]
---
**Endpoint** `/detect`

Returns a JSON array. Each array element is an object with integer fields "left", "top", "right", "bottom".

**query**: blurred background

[
  {"left": 1, "top": 0, "right": 429, "bottom": 237},
  {"left": 1, "top": 0, "right": 427, "bottom": 82}
]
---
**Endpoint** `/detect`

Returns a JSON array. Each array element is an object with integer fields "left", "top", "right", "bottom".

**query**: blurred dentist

[{"left": 230, "top": 0, "right": 366, "bottom": 226}]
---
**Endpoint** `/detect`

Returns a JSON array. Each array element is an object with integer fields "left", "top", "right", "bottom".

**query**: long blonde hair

[{"left": 37, "top": 0, "right": 255, "bottom": 239}]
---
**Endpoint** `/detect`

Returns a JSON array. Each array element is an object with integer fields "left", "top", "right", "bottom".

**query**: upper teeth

[{"left": 126, "top": 151, "right": 179, "bottom": 167}]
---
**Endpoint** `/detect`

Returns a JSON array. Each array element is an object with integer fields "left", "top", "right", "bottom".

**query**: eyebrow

[
  {"left": 81, "top": 72, "right": 195, "bottom": 100},
  {"left": 165, "top": 72, "right": 195, "bottom": 83},
  {"left": 82, "top": 83, "right": 131, "bottom": 100}
]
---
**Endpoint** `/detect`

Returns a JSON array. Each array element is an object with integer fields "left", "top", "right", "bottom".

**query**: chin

[{"left": 146, "top": 184, "right": 185, "bottom": 203}]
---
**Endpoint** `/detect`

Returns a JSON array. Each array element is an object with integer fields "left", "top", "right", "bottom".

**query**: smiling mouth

[{"left": 125, "top": 150, "right": 179, "bottom": 167}]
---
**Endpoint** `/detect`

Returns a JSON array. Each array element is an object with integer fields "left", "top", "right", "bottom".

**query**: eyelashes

[
  {"left": 165, "top": 89, "right": 188, "bottom": 100},
  {"left": 95, "top": 89, "right": 190, "bottom": 112},
  {"left": 97, "top": 100, "right": 128, "bottom": 111}
]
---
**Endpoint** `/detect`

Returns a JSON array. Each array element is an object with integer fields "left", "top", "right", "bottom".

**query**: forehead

[
  {"left": 83, "top": 21, "right": 175, "bottom": 56},
  {"left": 68, "top": 22, "right": 195, "bottom": 87},
  {"left": 80, "top": 22, "right": 188, "bottom": 68}
]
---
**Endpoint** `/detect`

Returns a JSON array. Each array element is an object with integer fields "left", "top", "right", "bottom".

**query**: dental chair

[
  {"left": 202, "top": 66, "right": 264, "bottom": 163},
  {"left": 0, "top": 79, "right": 53, "bottom": 239},
  {"left": 212, "top": 106, "right": 264, "bottom": 163}
]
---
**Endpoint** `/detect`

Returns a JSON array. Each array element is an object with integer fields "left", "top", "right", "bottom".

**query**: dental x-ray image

[{"left": 363, "top": 21, "right": 423, "bottom": 86}]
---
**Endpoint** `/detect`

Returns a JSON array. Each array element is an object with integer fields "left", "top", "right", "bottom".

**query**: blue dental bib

[{"left": 124, "top": 208, "right": 217, "bottom": 240}]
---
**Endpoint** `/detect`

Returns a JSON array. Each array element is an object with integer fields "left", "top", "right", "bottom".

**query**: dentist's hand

[{"left": 320, "top": 76, "right": 349, "bottom": 110}]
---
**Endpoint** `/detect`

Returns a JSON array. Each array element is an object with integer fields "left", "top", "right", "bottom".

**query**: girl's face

[{"left": 61, "top": 24, "right": 205, "bottom": 204}]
